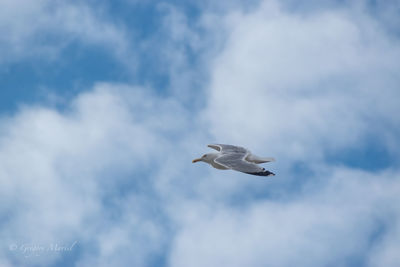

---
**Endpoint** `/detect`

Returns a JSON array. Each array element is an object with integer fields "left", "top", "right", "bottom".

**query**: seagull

[{"left": 192, "top": 144, "right": 275, "bottom": 176}]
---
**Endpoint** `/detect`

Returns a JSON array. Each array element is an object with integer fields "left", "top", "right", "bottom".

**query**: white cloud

[
  {"left": 0, "top": 0, "right": 130, "bottom": 63},
  {"left": 169, "top": 168, "right": 400, "bottom": 267},
  {"left": 204, "top": 0, "right": 400, "bottom": 162},
  {"left": 167, "top": 0, "right": 400, "bottom": 266},
  {"left": 0, "top": 83, "right": 194, "bottom": 266}
]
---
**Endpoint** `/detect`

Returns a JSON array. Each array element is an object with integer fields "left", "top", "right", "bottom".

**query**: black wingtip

[{"left": 245, "top": 170, "right": 275, "bottom": 177}]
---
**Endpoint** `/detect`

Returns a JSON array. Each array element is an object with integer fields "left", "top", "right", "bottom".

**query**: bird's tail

[{"left": 246, "top": 155, "right": 275, "bottom": 164}]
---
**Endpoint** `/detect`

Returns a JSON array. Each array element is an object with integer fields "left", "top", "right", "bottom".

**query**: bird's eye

[{"left": 202, "top": 154, "right": 206, "bottom": 158}]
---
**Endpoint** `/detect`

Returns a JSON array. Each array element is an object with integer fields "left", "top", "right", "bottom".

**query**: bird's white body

[
  {"left": 200, "top": 153, "right": 229, "bottom": 170},
  {"left": 193, "top": 144, "right": 275, "bottom": 176}
]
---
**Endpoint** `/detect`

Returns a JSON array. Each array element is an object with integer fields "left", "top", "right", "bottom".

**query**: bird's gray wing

[
  {"left": 208, "top": 144, "right": 248, "bottom": 154},
  {"left": 214, "top": 153, "right": 275, "bottom": 176}
]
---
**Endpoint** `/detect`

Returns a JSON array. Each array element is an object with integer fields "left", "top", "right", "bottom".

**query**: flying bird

[{"left": 192, "top": 144, "right": 275, "bottom": 176}]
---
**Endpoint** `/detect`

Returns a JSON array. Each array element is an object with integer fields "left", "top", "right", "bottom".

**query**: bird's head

[{"left": 192, "top": 153, "right": 213, "bottom": 163}]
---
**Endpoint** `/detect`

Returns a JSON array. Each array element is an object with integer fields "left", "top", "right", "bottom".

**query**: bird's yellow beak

[{"left": 192, "top": 158, "right": 201, "bottom": 163}]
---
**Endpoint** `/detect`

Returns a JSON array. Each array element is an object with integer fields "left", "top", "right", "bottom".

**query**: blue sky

[{"left": 1, "top": 0, "right": 400, "bottom": 266}]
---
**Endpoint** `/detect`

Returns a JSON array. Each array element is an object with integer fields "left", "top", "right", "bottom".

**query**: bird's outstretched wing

[
  {"left": 208, "top": 144, "right": 248, "bottom": 154},
  {"left": 214, "top": 153, "right": 275, "bottom": 176}
]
